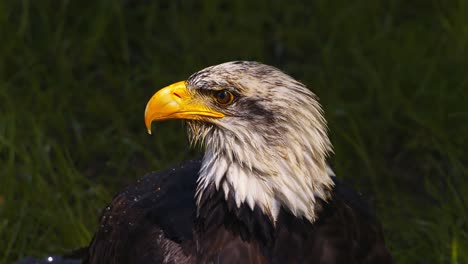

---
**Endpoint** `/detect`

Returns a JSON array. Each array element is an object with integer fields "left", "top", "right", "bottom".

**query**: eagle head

[{"left": 145, "top": 61, "right": 334, "bottom": 222}]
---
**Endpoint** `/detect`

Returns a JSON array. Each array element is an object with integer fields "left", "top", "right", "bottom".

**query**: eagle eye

[{"left": 212, "top": 90, "right": 234, "bottom": 106}]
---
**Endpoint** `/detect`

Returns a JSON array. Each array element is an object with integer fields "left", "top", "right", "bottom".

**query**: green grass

[{"left": 0, "top": 0, "right": 467, "bottom": 263}]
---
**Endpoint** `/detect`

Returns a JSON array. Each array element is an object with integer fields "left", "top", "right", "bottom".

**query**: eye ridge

[{"left": 212, "top": 90, "right": 235, "bottom": 106}]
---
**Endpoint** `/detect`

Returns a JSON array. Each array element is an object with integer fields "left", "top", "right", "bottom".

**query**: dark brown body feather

[{"left": 85, "top": 158, "right": 391, "bottom": 264}]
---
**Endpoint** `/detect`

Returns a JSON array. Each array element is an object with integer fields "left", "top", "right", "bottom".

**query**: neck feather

[{"left": 194, "top": 125, "right": 334, "bottom": 223}]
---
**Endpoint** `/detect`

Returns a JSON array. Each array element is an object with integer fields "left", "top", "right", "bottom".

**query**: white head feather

[{"left": 187, "top": 61, "right": 334, "bottom": 223}]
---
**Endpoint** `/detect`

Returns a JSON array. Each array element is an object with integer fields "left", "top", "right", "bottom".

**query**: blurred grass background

[{"left": 0, "top": 0, "right": 467, "bottom": 263}]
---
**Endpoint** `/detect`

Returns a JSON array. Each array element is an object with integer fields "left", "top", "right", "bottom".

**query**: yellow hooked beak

[{"left": 144, "top": 81, "right": 224, "bottom": 134}]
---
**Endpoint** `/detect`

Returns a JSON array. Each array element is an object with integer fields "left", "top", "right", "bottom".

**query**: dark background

[{"left": 0, "top": 0, "right": 467, "bottom": 263}]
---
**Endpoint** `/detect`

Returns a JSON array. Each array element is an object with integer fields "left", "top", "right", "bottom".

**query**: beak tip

[{"left": 145, "top": 117, "right": 153, "bottom": 135}]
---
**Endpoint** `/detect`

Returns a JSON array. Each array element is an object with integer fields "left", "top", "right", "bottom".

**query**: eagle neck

[{"left": 195, "top": 140, "right": 334, "bottom": 223}]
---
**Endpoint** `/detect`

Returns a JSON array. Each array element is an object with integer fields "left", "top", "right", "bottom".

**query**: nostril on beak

[{"left": 173, "top": 92, "right": 181, "bottom": 99}]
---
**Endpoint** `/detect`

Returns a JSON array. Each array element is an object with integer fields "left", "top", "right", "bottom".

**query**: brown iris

[{"left": 212, "top": 90, "right": 235, "bottom": 106}]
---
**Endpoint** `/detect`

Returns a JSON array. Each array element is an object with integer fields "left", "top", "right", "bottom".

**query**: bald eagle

[{"left": 85, "top": 61, "right": 392, "bottom": 264}]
